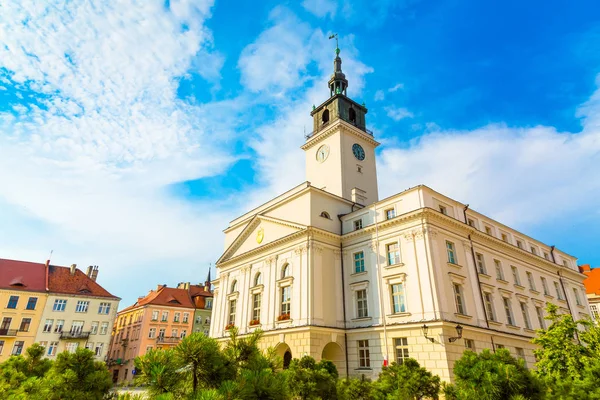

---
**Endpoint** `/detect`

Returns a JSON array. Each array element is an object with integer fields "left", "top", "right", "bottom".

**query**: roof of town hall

[
  {"left": 581, "top": 264, "right": 600, "bottom": 295},
  {"left": 0, "top": 258, "right": 119, "bottom": 299},
  {"left": 118, "top": 284, "right": 210, "bottom": 314}
]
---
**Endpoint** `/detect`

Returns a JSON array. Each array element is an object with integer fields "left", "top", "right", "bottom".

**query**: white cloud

[
  {"left": 302, "top": 0, "right": 337, "bottom": 18},
  {"left": 385, "top": 106, "right": 414, "bottom": 121},
  {"left": 374, "top": 90, "right": 385, "bottom": 101},
  {"left": 389, "top": 82, "right": 404, "bottom": 92}
]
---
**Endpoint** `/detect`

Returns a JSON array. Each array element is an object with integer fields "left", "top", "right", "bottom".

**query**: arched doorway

[
  {"left": 321, "top": 342, "right": 345, "bottom": 377},
  {"left": 275, "top": 342, "right": 292, "bottom": 369}
]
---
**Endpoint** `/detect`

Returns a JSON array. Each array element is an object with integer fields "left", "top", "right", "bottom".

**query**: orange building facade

[
  {"left": 581, "top": 264, "right": 600, "bottom": 321},
  {"left": 108, "top": 281, "right": 212, "bottom": 383}
]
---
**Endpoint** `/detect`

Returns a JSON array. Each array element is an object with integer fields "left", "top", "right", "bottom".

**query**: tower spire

[{"left": 328, "top": 34, "right": 348, "bottom": 97}]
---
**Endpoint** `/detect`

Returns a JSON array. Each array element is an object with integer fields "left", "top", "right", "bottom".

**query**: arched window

[
  {"left": 320, "top": 211, "right": 331, "bottom": 219},
  {"left": 281, "top": 263, "right": 290, "bottom": 279},
  {"left": 254, "top": 272, "right": 262, "bottom": 286},
  {"left": 322, "top": 109, "right": 330, "bottom": 124},
  {"left": 230, "top": 280, "right": 238, "bottom": 293},
  {"left": 349, "top": 107, "right": 356, "bottom": 124}
]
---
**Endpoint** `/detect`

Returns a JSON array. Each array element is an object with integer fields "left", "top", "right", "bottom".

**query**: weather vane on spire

[{"left": 328, "top": 33, "right": 340, "bottom": 55}]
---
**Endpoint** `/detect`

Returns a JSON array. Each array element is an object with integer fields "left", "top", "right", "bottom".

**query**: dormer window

[
  {"left": 439, "top": 205, "right": 448, "bottom": 215},
  {"left": 354, "top": 219, "right": 363, "bottom": 230},
  {"left": 230, "top": 280, "right": 238, "bottom": 293},
  {"left": 322, "top": 109, "right": 330, "bottom": 124}
]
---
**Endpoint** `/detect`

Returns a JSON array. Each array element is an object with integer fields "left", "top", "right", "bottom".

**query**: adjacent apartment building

[
  {"left": 108, "top": 279, "right": 212, "bottom": 383},
  {"left": 0, "top": 258, "right": 119, "bottom": 361},
  {"left": 209, "top": 47, "right": 590, "bottom": 382},
  {"left": 581, "top": 264, "right": 600, "bottom": 321}
]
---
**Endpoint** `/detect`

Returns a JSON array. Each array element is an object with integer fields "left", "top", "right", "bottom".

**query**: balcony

[
  {"left": 156, "top": 336, "right": 180, "bottom": 344},
  {"left": 60, "top": 331, "right": 91, "bottom": 339},
  {"left": 0, "top": 329, "right": 18, "bottom": 337}
]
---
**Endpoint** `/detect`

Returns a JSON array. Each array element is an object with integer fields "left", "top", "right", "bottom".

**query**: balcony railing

[
  {"left": 0, "top": 329, "right": 18, "bottom": 336},
  {"left": 156, "top": 336, "right": 181, "bottom": 344},
  {"left": 305, "top": 115, "right": 373, "bottom": 140},
  {"left": 60, "top": 331, "right": 91, "bottom": 339}
]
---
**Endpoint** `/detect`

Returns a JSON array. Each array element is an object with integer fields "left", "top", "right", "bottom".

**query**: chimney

[
  {"left": 70, "top": 264, "right": 77, "bottom": 276},
  {"left": 90, "top": 266, "right": 99, "bottom": 282},
  {"left": 86, "top": 266, "right": 93, "bottom": 277},
  {"left": 185, "top": 282, "right": 190, "bottom": 290}
]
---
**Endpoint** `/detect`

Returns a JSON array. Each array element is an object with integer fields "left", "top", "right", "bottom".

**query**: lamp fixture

[
  {"left": 421, "top": 324, "right": 435, "bottom": 343},
  {"left": 448, "top": 324, "right": 464, "bottom": 343}
]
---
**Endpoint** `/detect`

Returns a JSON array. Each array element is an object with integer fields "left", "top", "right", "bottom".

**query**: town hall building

[{"left": 209, "top": 45, "right": 590, "bottom": 381}]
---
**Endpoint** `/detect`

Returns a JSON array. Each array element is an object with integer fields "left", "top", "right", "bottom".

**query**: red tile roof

[
  {"left": 122, "top": 286, "right": 195, "bottom": 311},
  {"left": 48, "top": 265, "right": 119, "bottom": 299},
  {"left": 581, "top": 264, "right": 600, "bottom": 295},
  {"left": 0, "top": 258, "right": 47, "bottom": 292}
]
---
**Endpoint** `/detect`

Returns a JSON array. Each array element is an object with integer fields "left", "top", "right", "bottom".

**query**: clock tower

[{"left": 302, "top": 45, "right": 379, "bottom": 206}]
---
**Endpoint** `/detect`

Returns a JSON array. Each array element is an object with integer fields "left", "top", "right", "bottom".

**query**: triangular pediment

[{"left": 218, "top": 215, "right": 307, "bottom": 264}]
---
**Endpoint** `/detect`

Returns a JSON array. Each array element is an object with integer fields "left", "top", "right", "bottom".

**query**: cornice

[{"left": 301, "top": 119, "right": 380, "bottom": 151}]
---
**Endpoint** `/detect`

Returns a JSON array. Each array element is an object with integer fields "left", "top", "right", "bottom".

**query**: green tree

[
  {"left": 337, "top": 375, "right": 374, "bottom": 400},
  {"left": 286, "top": 356, "right": 338, "bottom": 400},
  {"left": 0, "top": 343, "right": 53, "bottom": 399},
  {"left": 373, "top": 359, "right": 440, "bottom": 400},
  {"left": 443, "top": 349, "right": 544, "bottom": 400},
  {"left": 134, "top": 348, "right": 183, "bottom": 397}
]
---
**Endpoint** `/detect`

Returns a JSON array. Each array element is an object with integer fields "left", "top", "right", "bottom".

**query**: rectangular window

[
  {"left": 354, "top": 219, "right": 363, "bottom": 230},
  {"left": 391, "top": 283, "right": 406, "bottom": 314},
  {"left": 544, "top": 252, "right": 550, "bottom": 260},
  {"left": 563, "top": 260, "right": 568, "bottom": 268},
  {"left": 171, "top": 328, "right": 178, "bottom": 337},
  {"left": 54, "top": 319, "right": 64, "bottom": 333},
  {"left": 516, "top": 347, "right": 526, "bottom": 361},
  {"left": 485, "top": 226, "right": 492, "bottom": 235},
  {"left": 501, "top": 233, "right": 508, "bottom": 242},
  {"left": 100, "top": 322, "right": 109, "bottom": 335},
  {"left": 85, "top": 342, "right": 94, "bottom": 350},
  {"left": 453, "top": 283, "right": 465, "bottom": 315},
  {"left": 358, "top": 340, "right": 370, "bottom": 368},
  {"left": 511, "top": 266, "right": 521, "bottom": 286},
  {"left": 526, "top": 272, "right": 536, "bottom": 291},
  {"left": 535, "top": 306, "right": 545, "bottom": 329},
  {"left": 95, "top": 343, "right": 104, "bottom": 356},
  {"left": 229, "top": 299, "right": 237, "bottom": 325},
  {"left": 206, "top": 298, "right": 213, "bottom": 309},
  {"left": 385, "top": 209, "right": 396, "bottom": 220},
  {"left": 70, "top": 320, "right": 84, "bottom": 334},
  {"left": 516, "top": 240, "right": 523, "bottom": 249},
  {"left": 253, "top": 293, "right": 262, "bottom": 321},
  {"left": 281, "top": 286, "right": 291, "bottom": 316},
  {"left": 47, "top": 341, "right": 58, "bottom": 356},
  {"left": 554, "top": 282, "right": 564, "bottom": 300},
  {"left": 90, "top": 321, "right": 99, "bottom": 335},
  {"left": 161, "top": 311, "right": 169, "bottom": 322},
  {"left": 53, "top": 299, "right": 67, "bottom": 312},
  {"left": 19, "top": 318, "right": 31, "bottom": 332},
  {"left": 439, "top": 205, "right": 447, "bottom": 215},
  {"left": 467, "top": 218, "right": 475, "bottom": 227},
  {"left": 148, "top": 328, "right": 156, "bottom": 339},
  {"left": 98, "top": 302, "right": 111, "bottom": 314},
  {"left": 573, "top": 288, "right": 582, "bottom": 306},
  {"left": 503, "top": 298, "right": 515, "bottom": 326},
  {"left": 446, "top": 241, "right": 456, "bottom": 264},
  {"left": 39, "top": 341, "right": 48, "bottom": 350},
  {"left": 65, "top": 342, "right": 78, "bottom": 353},
  {"left": 181, "top": 330, "right": 187, "bottom": 339},
  {"left": 495, "top": 260, "right": 504, "bottom": 280},
  {"left": 541, "top": 277, "right": 550, "bottom": 296},
  {"left": 43, "top": 319, "right": 54, "bottom": 333},
  {"left": 174, "top": 313, "right": 180, "bottom": 323},
  {"left": 75, "top": 300, "right": 89, "bottom": 313},
  {"left": 464, "top": 339, "right": 475, "bottom": 350},
  {"left": 12, "top": 341, "right": 24, "bottom": 355},
  {"left": 483, "top": 292, "right": 496, "bottom": 321},
  {"left": 530, "top": 246, "right": 538, "bottom": 255},
  {"left": 151, "top": 310, "right": 159, "bottom": 321},
  {"left": 7, "top": 296, "right": 19, "bottom": 309},
  {"left": 590, "top": 305, "right": 599, "bottom": 320},
  {"left": 0, "top": 340, "right": 4, "bottom": 355},
  {"left": 496, "top": 344, "right": 505, "bottom": 349},
  {"left": 158, "top": 328, "right": 166, "bottom": 338},
  {"left": 26, "top": 297, "right": 38, "bottom": 310},
  {"left": 1, "top": 317, "right": 12, "bottom": 333},
  {"left": 146, "top": 345, "right": 153, "bottom": 353},
  {"left": 394, "top": 337, "right": 409, "bottom": 364},
  {"left": 354, "top": 251, "right": 365, "bottom": 273},
  {"left": 387, "top": 243, "right": 400, "bottom": 266},
  {"left": 475, "top": 253, "right": 486, "bottom": 274},
  {"left": 356, "top": 289, "right": 369, "bottom": 318},
  {"left": 183, "top": 313, "right": 189, "bottom": 323},
  {"left": 520, "top": 302, "right": 531, "bottom": 329}
]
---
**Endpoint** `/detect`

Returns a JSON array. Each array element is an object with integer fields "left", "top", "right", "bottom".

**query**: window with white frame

[
  {"left": 100, "top": 322, "right": 109, "bottom": 335},
  {"left": 483, "top": 292, "right": 496, "bottom": 321},
  {"left": 281, "top": 286, "right": 291, "bottom": 316},
  {"left": 181, "top": 330, "right": 187, "bottom": 338},
  {"left": 43, "top": 319, "right": 53, "bottom": 333},
  {"left": 453, "top": 283, "right": 466, "bottom": 314},
  {"left": 520, "top": 302, "right": 531, "bottom": 329},
  {"left": 172, "top": 328, "right": 178, "bottom": 337},
  {"left": 503, "top": 298, "right": 515, "bottom": 326},
  {"left": 0, "top": 340, "right": 4, "bottom": 355},
  {"left": 98, "top": 302, "right": 111, "bottom": 314},
  {"left": 53, "top": 299, "right": 67, "bottom": 312},
  {"left": 54, "top": 320, "right": 64, "bottom": 333},
  {"left": 162, "top": 311, "right": 169, "bottom": 322},
  {"left": 446, "top": 241, "right": 457, "bottom": 264},
  {"left": 158, "top": 328, "right": 166, "bottom": 338},
  {"left": 90, "top": 321, "right": 99, "bottom": 335},
  {"left": 385, "top": 209, "right": 396, "bottom": 220},
  {"left": 206, "top": 298, "right": 213, "bottom": 309},
  {"left": 174, "top": 312, "right": 180, "bottom": 323},
  {"left": 85, "top": 341, "right": 94, "bottom": 350},
  {"left": 541, "top": 277, "right": 550, "bottom": 296},
  {"left": 151, "top": 310, "right": 159, "bottom": 321},
  {"left": 70, "top": 320, "right": 84, "bottom": 334},
  {"left": 183, "top": 313, "right": 189, "bottom": 323},
  {"left": 495, "top": 260, "right": 504, "bottom": 280},
  {"left": 356, "top": 289, "right": 368, "bottom": 318},
  {"left": 387, "top": 243, "right": 400, "bottom": 266},
  {"left": 65, "top": 342, "right": 78, "bottom": 353},
  {"left": 554, "top": 282, "right": 564, "bottom": 300},
  {"left": 475, "top": 253, "right": 486, "bottom": 274},
  {"left": 394, "top": 337, "right": 409, "bottom": 364},
  {"left": 252, "top": 293, "right": 262, "bottom": 321},
  {"left": 535, "top": 306, "right": 545, "bottom": 329},
  {"left": 590, "top": 305, "right": 599, "bottom": 320},
  {"left": 11, "top": 341, "right": 24, "bottom": 355},
  {"left": 511, "top": 266, "right": 521, "bottom": 286},
  {"left": 354, "top": 251, "right": 365, "bottom": 273},
  {"left": 75, "top": 301, "right": 89, "bottom": 313},
  {"left": 95, "top": 343, "right": 104, "bottom": 356},
  {"left": 573, "top": 288, "right": 582, "bottom": 306},
  {"left": 391, "top": 283, "right": 406, "bottom": 314},
  {"left": 47, "top": 341, "right": 58, "bottom": 356},
  {"left": 526, "top": 272, "right": 536, "bottom": 291},
  {"left": 148, "top": 328, "right": 156, "bottom": 338},
  {"left": 358, "top": 340, "right": 370, "bottom": 368},
  {"left": 354, "top": 219, "right": 363, "bottom": 230},
  {"left": 464, "top": 339, "right": 475, "bottom": 350},
  {"left": 228, "top": 299, "right": 237, "bottom": 325}
]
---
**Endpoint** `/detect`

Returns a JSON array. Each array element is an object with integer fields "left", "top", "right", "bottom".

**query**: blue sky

[{"left": 1, "top": 0, "right": 599, "bottom": 308}]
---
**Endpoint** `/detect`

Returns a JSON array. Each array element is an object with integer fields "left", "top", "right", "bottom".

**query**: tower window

[
  {"left": 349, "top": 107, "right": 356, "bottom": 124},
  {"left": 322, "top": 109, "right": 330, "bottom": 124},
  {"left": 320, "top": 211, "right": 331, "bottom": 219}
]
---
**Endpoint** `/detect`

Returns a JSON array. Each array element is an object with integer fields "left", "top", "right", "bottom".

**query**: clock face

[
  {"left": 352, "top": 143, "right": 365, "bottom": 161},
  {"left": 316, "top": 144, "right": 330, "bottom": 163}
]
